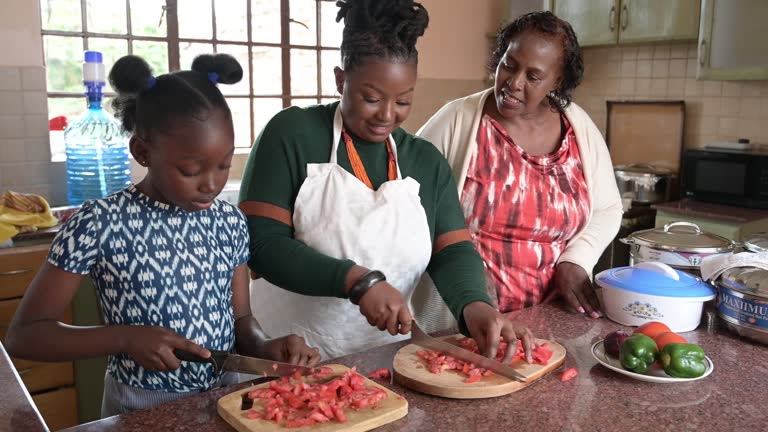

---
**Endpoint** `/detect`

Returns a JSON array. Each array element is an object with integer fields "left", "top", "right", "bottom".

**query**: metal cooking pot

[
  {"left": 716, "top": 266, "right": 768, "bottom": 345},
  {"left": 744, "top": 232, "right": 768, "bottom": 253},
  {"left": 621, "top": 221, "right": 737, "bottom": 272},
  {"left": 614, "top": 163, "right": 674, "bottom": 204}
]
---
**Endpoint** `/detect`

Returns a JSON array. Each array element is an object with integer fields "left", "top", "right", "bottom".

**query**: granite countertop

[
  {"left": 653, "top": 199, "right": 768, "bottom": 223},
  {"left": 5, "top": 304, "right": 767, "bottom": 431},
  {"left": 0, "top": 343, "right": 47, "bottom": 432}
]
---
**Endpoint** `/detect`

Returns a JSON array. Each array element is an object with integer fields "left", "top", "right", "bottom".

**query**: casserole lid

[
  {"left": 596, "top": 262, "right": 716, "bottom": 299},
  {"left": 721, "top": 267, "right": 768, "bottom": 296},
  {"left": 626, "top": 222, "right": 735, "bottom": 253},
  {"left": 744, "top": 232, "right": 768, "bottom": 253}
]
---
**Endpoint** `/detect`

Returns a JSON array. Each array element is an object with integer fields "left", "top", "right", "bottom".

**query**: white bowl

[{"left": 595, "top": 262, "right": 716, "bottom": 333}]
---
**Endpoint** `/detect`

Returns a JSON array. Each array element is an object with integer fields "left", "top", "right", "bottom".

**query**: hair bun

[
  {"left": 191, "top": 54, "right": 243, "bottom": 85},
  {"left": 109, "top": 55, "right": 153, "bottom": 94}
]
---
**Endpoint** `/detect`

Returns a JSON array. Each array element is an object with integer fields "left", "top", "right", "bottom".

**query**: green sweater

[{"left": 239, "top": 102, "right": 491, "bottom": 325}]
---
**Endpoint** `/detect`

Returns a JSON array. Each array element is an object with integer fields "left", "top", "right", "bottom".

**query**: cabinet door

[
  {"left": 553, "top": 0, "right": 618, "bottom": 47},
  {"left": 619, "top": 0, "right": 700, "bottom": 44},
  {"left": 697, "top": 0, "right": 768, "bottom": 80}
]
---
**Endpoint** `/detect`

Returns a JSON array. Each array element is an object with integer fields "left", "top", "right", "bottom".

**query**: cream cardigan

[{"left": 417, "top": 88, "right": 623, "bottom": 276}]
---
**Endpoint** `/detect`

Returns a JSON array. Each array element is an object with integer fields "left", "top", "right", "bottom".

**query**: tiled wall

[
  {"left": 573, "top": 41, "right": 768, "bottom": 149},
  {"left": 0, "top": 66, "right": 54, "bottom": 200}
]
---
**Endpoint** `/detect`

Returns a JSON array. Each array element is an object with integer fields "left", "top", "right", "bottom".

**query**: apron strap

[{"left": 341, "top": 127, "right": 397, "bottom": 190}]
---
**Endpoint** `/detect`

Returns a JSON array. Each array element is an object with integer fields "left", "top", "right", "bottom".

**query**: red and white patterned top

[{"left": 461, "top": 114, "right": 591, "bottom": 312}]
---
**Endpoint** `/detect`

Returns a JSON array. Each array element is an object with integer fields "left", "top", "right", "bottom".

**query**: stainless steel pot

[
  {"left": 716, "top": 267, "right": 768, "bottom": 345},
  {"left": 744, "top": 232, "right": 768, "bottom": 253},
  {"left": 621, "top": 222, "right": 737, "bottom": 272},
  {"left": 614, "top": 163, "right": 674, "bottom": 204}
]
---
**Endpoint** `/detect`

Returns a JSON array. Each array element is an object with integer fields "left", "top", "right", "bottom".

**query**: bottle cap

[{"left": 84, "top": 51, "right": 103, "bottom": 63}]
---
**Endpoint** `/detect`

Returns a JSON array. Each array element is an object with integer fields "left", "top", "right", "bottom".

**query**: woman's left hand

[
  {"left": 259, "top": 335, "right": 321, "bottom": 367},
  {"left": 550, "top": 262, "right": 602, "bottom": 319},
  {"left": 462, "top": 301, "right": 534, "bottom": 363}
]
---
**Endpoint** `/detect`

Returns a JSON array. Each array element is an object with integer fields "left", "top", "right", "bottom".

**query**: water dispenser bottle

[{"left": 64, "top": 51, "right": 131, "bottom": 205}]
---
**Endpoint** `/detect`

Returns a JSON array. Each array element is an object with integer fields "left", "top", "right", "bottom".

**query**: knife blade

[
  {"left": 174, "top": 349, "right": 315, "bottom": 378},
  {"left": 410, "top": 321, "right": 528, "bottom": 382}
]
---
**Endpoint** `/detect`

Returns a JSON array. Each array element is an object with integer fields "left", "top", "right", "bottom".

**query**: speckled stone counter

[
  {"left": 5, "top": 304, "right": 763, "bottom": 432},
  {"left": 0, "top": 343, "right": 47, "bottom": 432}
]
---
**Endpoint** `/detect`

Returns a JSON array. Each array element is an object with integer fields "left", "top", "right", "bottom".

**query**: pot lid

[
  {"left": 626, "top": 221, "right": 735, "bottom": 253},
  {"left": 721, "top": 267, "right": 768, "bottom": 296},
  {"left": 614, "top": 163, "right": 673, "bottom": 176},
  {"left": 596, "top": 262, "right": 716, "bottom": 298},
  {"left": 744, "top": 232, "right": 768, "bottom": 253}
]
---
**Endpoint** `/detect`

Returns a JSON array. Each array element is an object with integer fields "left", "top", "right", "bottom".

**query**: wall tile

[
  {"left": 635, "top": 78, "right": 651, "bottom": 96},
  {"left": 653, "top": 45, "right": 671, "bottom": 59},
  {"left": 670, "top": 44, "right": 688, "bottom": 59},
  {"left": 686, "top": 60, "right": 697, "bottom": 78},
  {"left": 619, "top": 78, "right": 635, "bottom": 96},
  {"left": 650, "top": 79, "right": 667, "bottom": 97},
  {"left": 637, "top": 46, "right": 654, "bottom": 60},
  {"left": 22, "top": 92, "right": 48, "bottom": 114},
  {"left": 667, "top": 78, "right": 685, "bottom": 98},
  {"left": 684, "top": 79, "right": 702, "bottom": 97},
  {"left": 0, "top": 68, "right": 22, "bottom": 90},
  {"left": 0, "top": 91, "right": 23, "bottom": 115},
  {"left": 687, "top": 43, "right": 699, "bottom": 59},
  {"left": 722, "top": 82, "right": 742, "bottom": 97},
  {"left": 1, "top": 162, "right": 26, "bottom": 186},
  {"left": 719, "top": 117, "right": 738, "bottom": 137},
  {"left": 23, "top": 162, "right": 51, "bottom": 185},
  {"left": 652, "top": 59, "right": 669, "bottom": 78},
  {"left": 25, "top": 138, "right": 51, "bottom": 162},
  {"left": 21, "top": 67, "right": 46, "bottom": 91},
  {"left": 740, "top": 98, "right": 761, "bottom": 118},
  {"left": 620, "top": 60, "right": 637, "bottom": 76},
  {"left": 0, "top": 115, "right": 25, "bottom": 138},
  {"left": 701, "top": 97, "right": 721, "bottom": 116},
  {"left": 701, "top": 81, "right": 722, "bottom": 97},
  {"left": 699, "top": 116, "right": 719, "bottom": 135},
  {"left": 721, "top": 97, "right": 741, "bottom": 116},
  {"left": 669, "top": 59, "right": 687, "bottom": 78},
  {"left": 622, "top": 47, "right": 639, "bottom": 60},
  {"left": 0, "top": 139, "right": 26, "bottom": 162},
  {"left": 761, "top": 99, "right": 768, "bottom": 117},
  {"left": 636, "top": 60, "right": 652, "bottom": 78},
  {"left": 24, "top": 115, "right": 49, "bottom": 138}
]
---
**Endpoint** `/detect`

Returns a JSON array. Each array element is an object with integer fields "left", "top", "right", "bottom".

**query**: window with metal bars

[{"left": 41, "top": 0, "right": 342, "bottom": 160}]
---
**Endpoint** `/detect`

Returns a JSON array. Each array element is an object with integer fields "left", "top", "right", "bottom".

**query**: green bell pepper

[
  {"left": 660, "top": 343, "right": 707, "bottom": 378},
  {"left": 619, "top": 333, "right": 658, "bottom": 374}
]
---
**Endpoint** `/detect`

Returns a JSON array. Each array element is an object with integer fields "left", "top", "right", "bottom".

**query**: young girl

[{"left": 6, "top": 53, "right": 319, "bottom": 417}]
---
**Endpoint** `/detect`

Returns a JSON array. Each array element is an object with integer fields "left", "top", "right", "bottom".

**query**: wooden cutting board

[
  {"left": 217, "top": 364, "right": 407, "bottom": 432},
  {"left": 393, "top": 335, "right": 566, "bottom": 399}
]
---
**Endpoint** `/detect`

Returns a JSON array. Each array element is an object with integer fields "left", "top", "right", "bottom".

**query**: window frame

[{"left": 41, "top": 0, "right": 341, "bottom": 153}]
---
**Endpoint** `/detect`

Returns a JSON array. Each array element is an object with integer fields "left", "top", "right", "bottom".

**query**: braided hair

[
  {"left": 489, "top": 11, "right": 583, "bottom": 111},
  {"left": 336, "top": 0, "right": 429, "bottom": 70},
  {"left": 109, "top": 54, "right": 243, "bottom": 140}
]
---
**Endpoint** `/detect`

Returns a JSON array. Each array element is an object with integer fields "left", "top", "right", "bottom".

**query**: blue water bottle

[{"left": 64, "top": 51, "right": 131, "bottom": 205}]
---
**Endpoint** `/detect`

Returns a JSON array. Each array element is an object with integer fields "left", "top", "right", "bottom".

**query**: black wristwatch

[{"left": 348, "top": 270, "right": 386, "bottom": 305}]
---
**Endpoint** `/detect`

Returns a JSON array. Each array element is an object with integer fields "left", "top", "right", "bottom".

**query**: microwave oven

[{"left": 681, "top": 148, "right": 768, "bottom": 209}]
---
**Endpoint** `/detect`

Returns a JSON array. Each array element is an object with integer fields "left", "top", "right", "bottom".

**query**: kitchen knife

[
  {"left": 174, "top": 349, "right": 315, "bottom": 378},
  {"left": 410, "top": 321, "right": 528, "bottom": 382}
]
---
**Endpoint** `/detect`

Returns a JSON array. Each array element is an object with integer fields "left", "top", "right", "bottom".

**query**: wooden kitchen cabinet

[
  {"left": 0, "top": 243, "right": 79, "bottom": 430},
  {"left": 553, "top": 0, "right": 700, "bottom": 46},
  {"left": 697, "top": 0, "right": 768, "bottom": 80}
]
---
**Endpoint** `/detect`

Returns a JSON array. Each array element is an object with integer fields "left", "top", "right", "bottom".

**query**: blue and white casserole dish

[{"left": 595, "top": 262, "right": 716, "bottom": 332}]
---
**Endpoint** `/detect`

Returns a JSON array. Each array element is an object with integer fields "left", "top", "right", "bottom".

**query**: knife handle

[{"left": 174, "top": 349, "right": 227, "bottom": 374}]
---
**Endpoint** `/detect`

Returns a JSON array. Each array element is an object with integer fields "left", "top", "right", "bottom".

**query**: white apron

[{"left": 250, "top": 106, "right": 432, "bottom": 360}]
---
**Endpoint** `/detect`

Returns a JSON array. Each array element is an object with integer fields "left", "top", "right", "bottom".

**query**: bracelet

[{"left": 348, "top": 270, "right": 386, "bottom": 305}]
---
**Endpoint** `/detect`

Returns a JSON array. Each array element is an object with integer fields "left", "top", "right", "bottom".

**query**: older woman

[{"left": 416, "top": 11, "right": 622, "bottom": 318}]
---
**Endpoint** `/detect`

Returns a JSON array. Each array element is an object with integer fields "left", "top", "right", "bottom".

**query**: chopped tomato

[
  {"left": 417, "top": 336, "right": 552, "bottom": 383},
  {"left": 245, "top": 367, "right": 388, "bottom": 427},
  {"left": 367, "top": 367, "right": 391, "bottom": 381},
  {"left": 560, "top": 367, "right": 578, "bottom": 382},
  {"left": 292, "top": 371, "right": 302, "bottom": 380}
]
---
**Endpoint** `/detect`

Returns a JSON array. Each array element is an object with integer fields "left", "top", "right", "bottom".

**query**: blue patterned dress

[{"left": 48, "top": 185, "right": 250, "bottom": 393}]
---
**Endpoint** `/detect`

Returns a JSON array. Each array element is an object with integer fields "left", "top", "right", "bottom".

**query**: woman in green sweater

[{"left": 239, "top": 0, "right": 534, "bottom": 362}]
